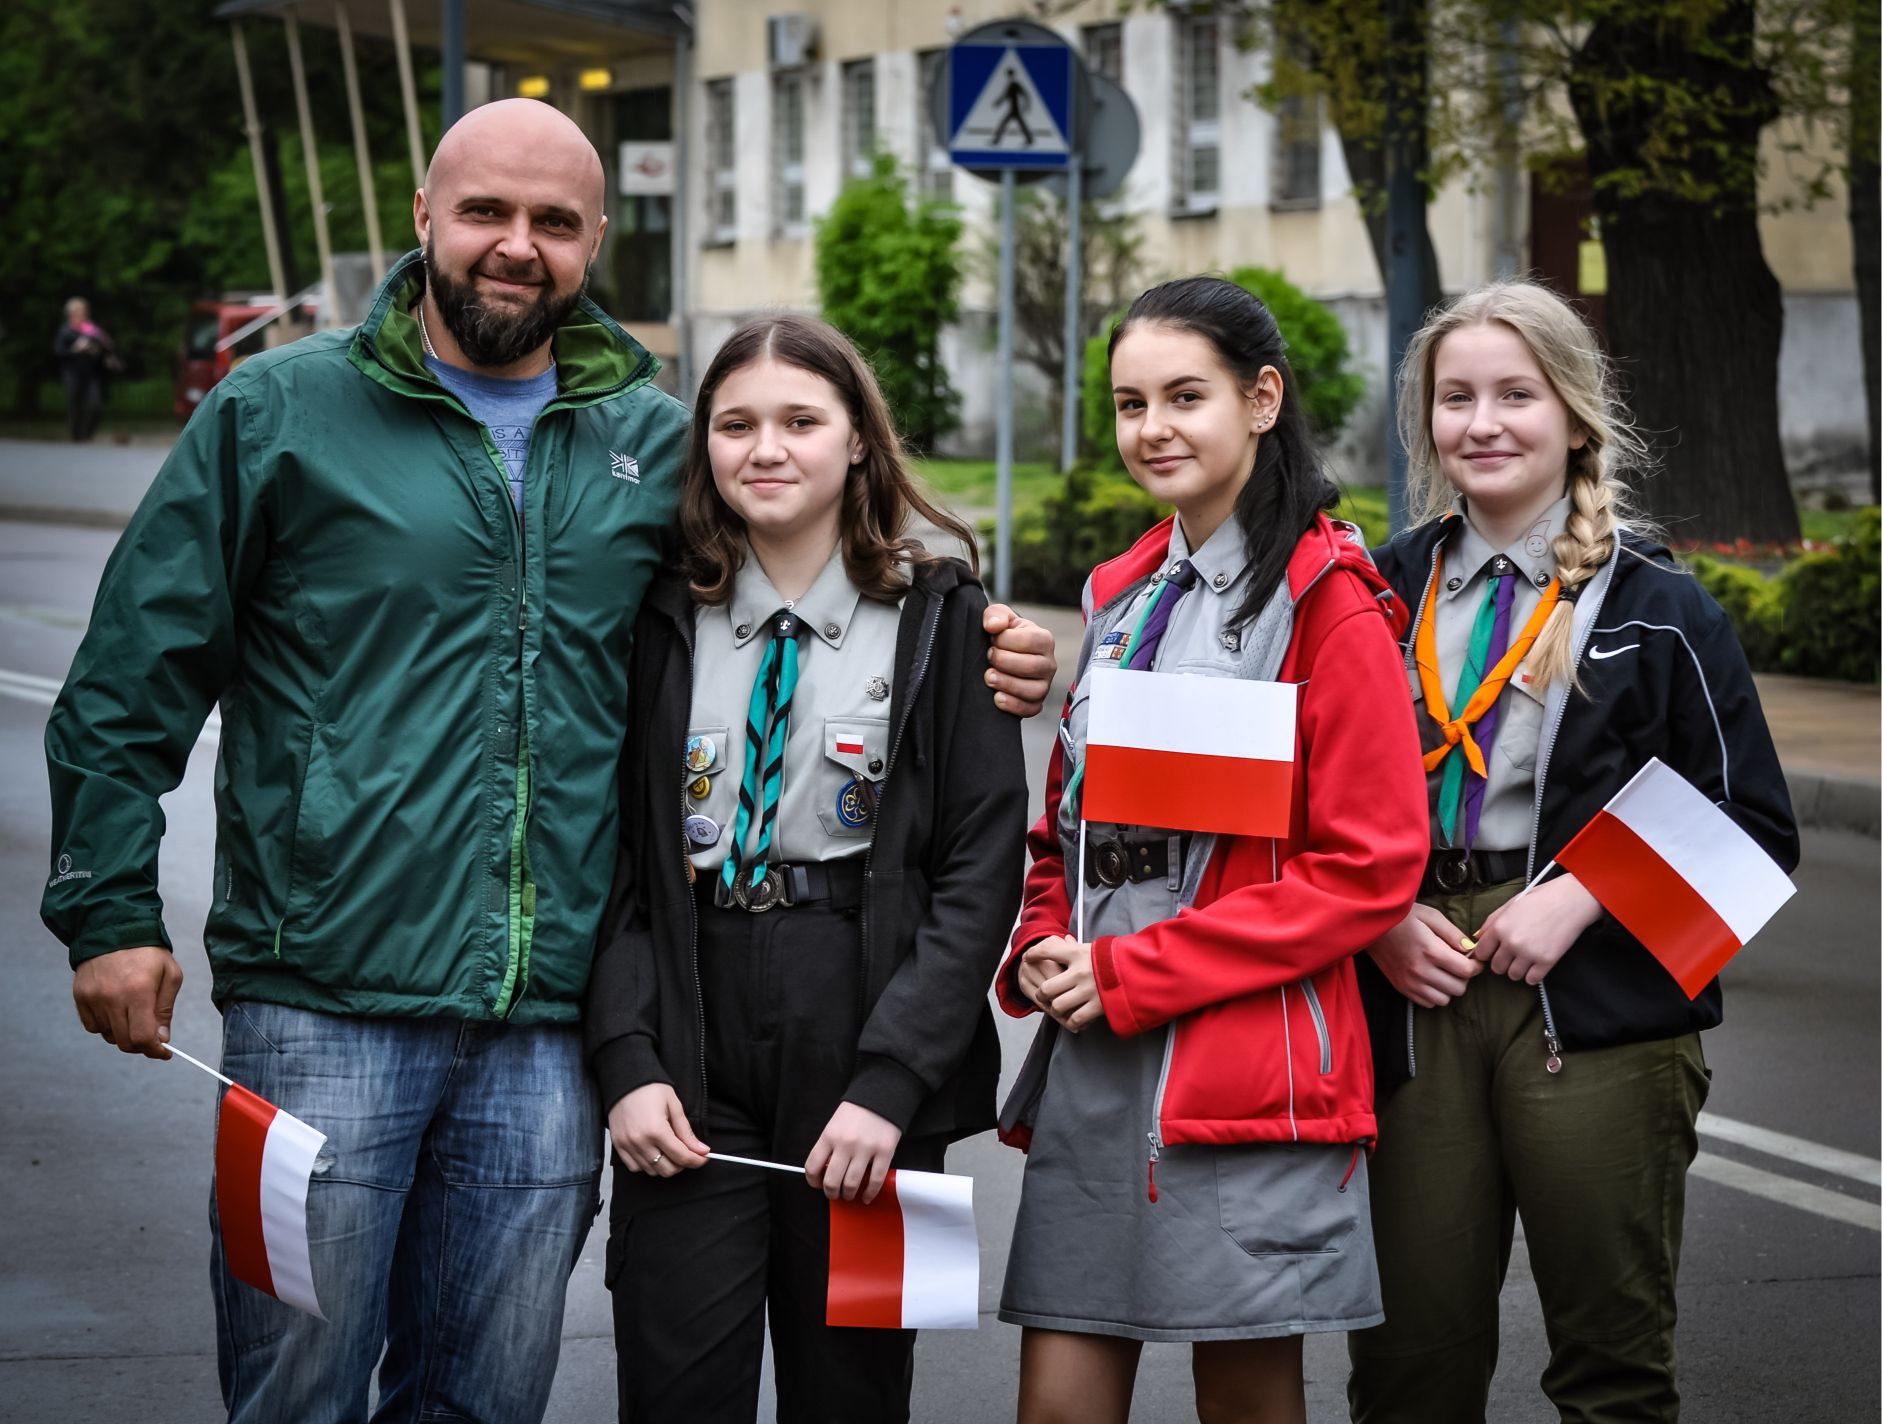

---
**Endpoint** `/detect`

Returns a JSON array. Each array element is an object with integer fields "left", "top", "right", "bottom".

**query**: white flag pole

[
  {"left": 1075, "top": 819, "right": 1088, "bottom": 945},
  {"left": 1514, "top": 858, "right": 1561, "bottom": 900},
  {"left": 708, "top": 1151, "right": 807, "bottom": 1175},
  {"left": 162, "top": 1042, "right": 235, "bottom": 1089}
]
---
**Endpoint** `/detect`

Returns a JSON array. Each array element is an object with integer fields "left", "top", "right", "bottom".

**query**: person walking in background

[
  {"left": 587, "top": 313, "right": 1029, "bottom": 1422},
  {"left": 995, "top": 275, "right": 1429, "bottom": 1424},
  {"left": 1350, "top": 280, "right": 1800, "bottom": 1423},
  {"left": 53, "top": 296, "right": 117, "bottom": 441},
  {"left": 42, "top": 97, "right": 1058, "bottom": 1424}
]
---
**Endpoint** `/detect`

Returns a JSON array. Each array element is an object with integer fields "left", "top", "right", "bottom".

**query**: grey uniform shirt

[
  {"left": 685, "top": 543, "right": 901, "bottom": 874},
  {"left": 1073, "top": 512, "right": 1254, "bottom": 938},
  {"left": 1414, "top": 495, "right": 1570, "bottom": 851}
]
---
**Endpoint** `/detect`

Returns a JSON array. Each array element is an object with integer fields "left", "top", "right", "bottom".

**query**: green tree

[
  {"left": 1253, "top": 0, "right": 1867, "bottom": 544},
  {"left": 815, "top": 154, "right": 965, "bottom": 450}
]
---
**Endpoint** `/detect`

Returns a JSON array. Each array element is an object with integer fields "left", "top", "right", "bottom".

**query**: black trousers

[{"left": 606, "top": 896, "right": 945, "bottom": 1424}]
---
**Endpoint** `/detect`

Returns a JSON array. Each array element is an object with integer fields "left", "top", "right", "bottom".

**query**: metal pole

[
  {"left": 230, "top": 22, "right": 288, "bottom": 300},
  {"left": 1382, "top": 0, "right": 1426, "bottom": 535},
  {"left": 442, "top": 0, "right": 467, "bottom": 128},
  {"left": 388, "top": 0, "right": 427, "bottom": 185},
  {"left": 1059, "top": 159, "right": 1083, "bottom": 472},
  {"left": 335, "top": 3, "right": 385, "bottom": 283},
  {"left": 283, "top": 14, "right": 338, "bottom": 326},
  {"left": 995, "top": 169, "right": 1017, "bottom": 603},
  {"left": 670, "top": 26, "right": 695, "bottom": 397}
]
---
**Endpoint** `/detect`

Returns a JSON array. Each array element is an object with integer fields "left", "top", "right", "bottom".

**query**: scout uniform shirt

[
  {"left": 684, "top": 543, "right": 901, "bottom": 872},
  {"left": 1415, "top": 494, "right": 1570, "bottom": 852}
]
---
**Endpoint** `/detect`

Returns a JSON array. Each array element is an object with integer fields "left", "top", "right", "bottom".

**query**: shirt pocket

[
  {"left": 816, "top": 715, "right": 891, "bottom": 838},
  {"left": 1494, "top": 666, "right": 1544, "bottom": 776}
]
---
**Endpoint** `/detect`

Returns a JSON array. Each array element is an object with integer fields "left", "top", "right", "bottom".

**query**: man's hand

[
  {"left": 805, "top": 1102, "right": 903, "bottom": 1204},
  {"left": 1037, "top": 941, "right": 1104, "bottom": 1032},
  {"left": 983, "top": 604, "right": 1058, "bottom": 717},
  {"left": 1473, "top": 874, "right": 1603, "bottom": 986},
  {"left": 1366, "top": 905, "right": 1483, "bottom": 1008},
  {"left": 73, "top": 946, "right": 182, "bottom": 1058},
  {"left": 606, "top": 1083, "right": 709, "bottom": 1177},
  {"left": 1017, "top": 936, "right": 1073, "bottom": 1014}
]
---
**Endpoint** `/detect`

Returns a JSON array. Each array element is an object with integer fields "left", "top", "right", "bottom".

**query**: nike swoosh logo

[{"left": 1587, "top": 644, "right": 1639, "bottom": 660}]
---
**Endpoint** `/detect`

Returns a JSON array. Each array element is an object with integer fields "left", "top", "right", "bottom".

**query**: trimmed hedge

[
  {"left": 1684, "top": 508, "right": 1879, "bottom": 684},
  {"left": 993, "top": 465, "right": 1167, "bottom": 606}
]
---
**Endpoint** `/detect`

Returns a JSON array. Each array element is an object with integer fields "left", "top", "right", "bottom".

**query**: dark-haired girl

[
  {"left": 995, "top": 276, "right": 1429, "bottom": 1423},
  {"left": 583, "top": 314, "right": 1030, "bottom": 1421}
]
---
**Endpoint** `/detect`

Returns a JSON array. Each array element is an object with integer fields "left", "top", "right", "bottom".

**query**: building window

[
  {"left": 705, "top": 78, "right": 737, "bottom": 243},
  {"left": 1270, "top": 91, "right": 1322, "bottom": 208},
  {"left": 773, "top": 71, "right": 807, "bottom": 234},
  {"left": 1173, "top": 14, "right": 1221, "bottom": 214},
  {"left": 1082, "top": 22, "right": 1123, "bottom": 84},
  {"left": 917, "top": 48, "right": 953, "bottom": 203},
  {"left": 841, "top": 57, "right": 876, "bottom": 181}
]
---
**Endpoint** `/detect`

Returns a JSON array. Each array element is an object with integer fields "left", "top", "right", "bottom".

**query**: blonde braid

[{"left": 1525, "top": 460, "right": 1619, "bottom": 692}]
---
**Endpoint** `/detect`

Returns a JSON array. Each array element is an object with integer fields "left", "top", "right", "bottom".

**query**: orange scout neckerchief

[{"left": 1414, "top": 544, "right": 1561, "bottom": 776}]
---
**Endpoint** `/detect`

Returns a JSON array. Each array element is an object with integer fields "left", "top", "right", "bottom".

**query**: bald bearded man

[{"left": 42, "top": 100, "right": 1056, "bottom": 1423}]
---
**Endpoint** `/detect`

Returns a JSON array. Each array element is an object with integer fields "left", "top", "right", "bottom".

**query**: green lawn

[{"left": 911, "top": 458, "right": 1061, "bottom": 512}]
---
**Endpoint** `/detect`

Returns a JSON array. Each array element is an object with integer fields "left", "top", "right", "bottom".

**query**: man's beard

[{"left": 423, "top": 239, "right": 588, "bottom": 368}]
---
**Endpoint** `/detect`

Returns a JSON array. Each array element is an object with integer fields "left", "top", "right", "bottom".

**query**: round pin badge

[
  {"left": 684, "top": 813, "right": 721, "bottom": 847},
  {"left": 684, "top": 735, "right": 717, "bottom": 773},
  {"left": 835, "top": 778, "right": 873, "bottom": 829},
  {"left": 687, "top": 774, "right": 712, "bottom": 801}
]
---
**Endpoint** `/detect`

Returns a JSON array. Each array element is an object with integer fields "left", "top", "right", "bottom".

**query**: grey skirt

[{"left": 998, "top": 1018, "right": 1384, "bottom": 1342}]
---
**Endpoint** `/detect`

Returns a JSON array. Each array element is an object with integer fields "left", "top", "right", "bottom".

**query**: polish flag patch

[
  {"left": 827, "top": 1169, "right": 978, "bottom": 1329},
  {"left": 1556, "top": 757, "right": 1795, "bottom": 998},
  {"left": 216, "top": 1083, "right": 327, "bottom": 1318}
]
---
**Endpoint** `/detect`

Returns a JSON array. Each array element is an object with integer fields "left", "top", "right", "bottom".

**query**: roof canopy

[{"left": 211, "top": 0, "right": 687, "bottom": 65}]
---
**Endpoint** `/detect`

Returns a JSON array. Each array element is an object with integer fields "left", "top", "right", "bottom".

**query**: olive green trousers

[{"left": 1347, "top": 880, "right": 1711, "bottom": 1424}]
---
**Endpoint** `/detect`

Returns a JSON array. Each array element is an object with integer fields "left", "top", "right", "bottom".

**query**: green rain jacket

[{"left": 42, "top": 251, "right": 688, "bottom": 1023}]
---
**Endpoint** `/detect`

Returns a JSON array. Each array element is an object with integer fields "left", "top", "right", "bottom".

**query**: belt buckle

[
  {"left": 731, "top": 867, "right": 785, "bottom": 913},
  {"left": 1092, "top": 838, "right": 1129, "bottom": 888},
  {"left": 1433, "top": 848, "right": 1471, "bottom": 893}
]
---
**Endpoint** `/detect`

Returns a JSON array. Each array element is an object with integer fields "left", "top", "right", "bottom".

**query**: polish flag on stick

[
  {"left": 167, "top": 1044, "right": 327, "bottom": 1318},
  {"left": 1555, "top": 758, "right": 1795, "bottom": 999},
  {"left": 1083, "top": 669, "right": 1297, "bottom": 839},
  {"left": 827, "top": 1169, "right": 978, "bottom": 1330}
]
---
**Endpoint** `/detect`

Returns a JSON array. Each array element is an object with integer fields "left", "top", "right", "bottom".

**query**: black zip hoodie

[
  {"left": 583, "top": 555, "right": 1029, "bottom": 1142},
  {"left": 1363, "top": 520, "right": 1800, "bottom": 1085}
]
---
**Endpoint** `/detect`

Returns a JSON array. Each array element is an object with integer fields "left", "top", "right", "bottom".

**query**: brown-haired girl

[
  {"left": 583, "top": 313, "right": 1030, "bottom": 1421},
  {"left": 1352, "top": 280, "right": 1799, "bottom": 1421}
]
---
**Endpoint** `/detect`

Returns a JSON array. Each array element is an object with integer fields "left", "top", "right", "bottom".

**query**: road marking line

[
  {"left": 1699, "top": 1112, "right": 1881, "bottom": 1188},
  {"left": 1691, "top": 1152, "right": 1880, "bottom": 1232}
]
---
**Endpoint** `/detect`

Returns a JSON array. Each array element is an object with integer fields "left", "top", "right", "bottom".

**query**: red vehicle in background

[{"left": 174, "top": 293, "right": 319, "bottom": 418}]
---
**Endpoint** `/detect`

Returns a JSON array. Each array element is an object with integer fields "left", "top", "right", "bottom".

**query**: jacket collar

[{"left": 346, "top": 248, "right": 661, "bottom": 409}]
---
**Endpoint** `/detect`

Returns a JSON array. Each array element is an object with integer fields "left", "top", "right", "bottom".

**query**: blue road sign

[{"left": 948, "top": 40, "right": 1074, "bottom": 171}]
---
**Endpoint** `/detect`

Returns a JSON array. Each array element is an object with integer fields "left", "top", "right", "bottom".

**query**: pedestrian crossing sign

[{"left": 948, "top": 42, "right": 1074, "bottom": 170}]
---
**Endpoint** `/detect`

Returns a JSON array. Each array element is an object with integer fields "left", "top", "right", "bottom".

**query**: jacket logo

[
  {"left": 48, "top": 852, "right": 94, "bottom": 887},
  {"left": 1587, "top": 643, "right": 1639, "bottom": 661},
  {"left": 609, "top": 451, "right": 641, "bottom": 484}
]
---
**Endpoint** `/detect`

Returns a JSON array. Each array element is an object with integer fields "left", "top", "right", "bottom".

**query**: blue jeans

[{"left": 211, "top": 1001, "right": 602, "bottom": 1424}]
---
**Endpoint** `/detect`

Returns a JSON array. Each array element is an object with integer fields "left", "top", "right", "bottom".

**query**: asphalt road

[{"left": 1, "top": 520, "right": 1875, "bottom": 1423}]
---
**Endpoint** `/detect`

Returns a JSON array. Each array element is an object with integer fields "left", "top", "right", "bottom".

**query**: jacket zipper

[
  {"left": 1522, "top": 538, "right": 1615, "bottom": 1074},
  {"left": 489, "top": 430, "right": 534, "bottom": 1017},
  {"left": 1298, "top": 976, "right": 1333, "bottom": 1073},
  {"left": 1402, "top": 538, "right": 1445, "bottom": 1077},
  {"left": 859, "top": 589, "right": 944, "bottom": 1022},
  {"left": 680, "top": 618, "right": 708, "bottom": 1120}
]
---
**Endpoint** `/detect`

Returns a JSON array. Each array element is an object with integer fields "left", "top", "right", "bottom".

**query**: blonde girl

[{"left": 1351, "top": 280, "right": 1799, "bottom": 1423}]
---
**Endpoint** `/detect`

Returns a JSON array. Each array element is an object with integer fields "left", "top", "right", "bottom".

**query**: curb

[
  {"left": 0, "top": 503, "right": 132, "bottom": 531},
  {"left": 1785, "top": 771, "right": 1881, "bottom": 839}
]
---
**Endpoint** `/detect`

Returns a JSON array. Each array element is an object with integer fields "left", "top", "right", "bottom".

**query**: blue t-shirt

[{"left": 425, "top": 355, "right": 558, "bottom": 515}]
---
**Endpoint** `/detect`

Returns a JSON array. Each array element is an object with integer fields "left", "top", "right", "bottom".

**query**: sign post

[{"left": 945, "top": 20, "right": 1079, "bottom": 603}]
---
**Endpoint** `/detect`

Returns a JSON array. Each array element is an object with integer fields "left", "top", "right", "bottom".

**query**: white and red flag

[
  {"left": 1084, "top": 668, "right": 1297, "bottom": 838},
  {"left": 826, "top": 1169, "right": 978, "bottom": 1330},
  {"left": 216, "top": 1082, "right": 327, "bottom": 1318},
  {"left": 1555, "top": 757, "right": 1795, "bottom": 999}
]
